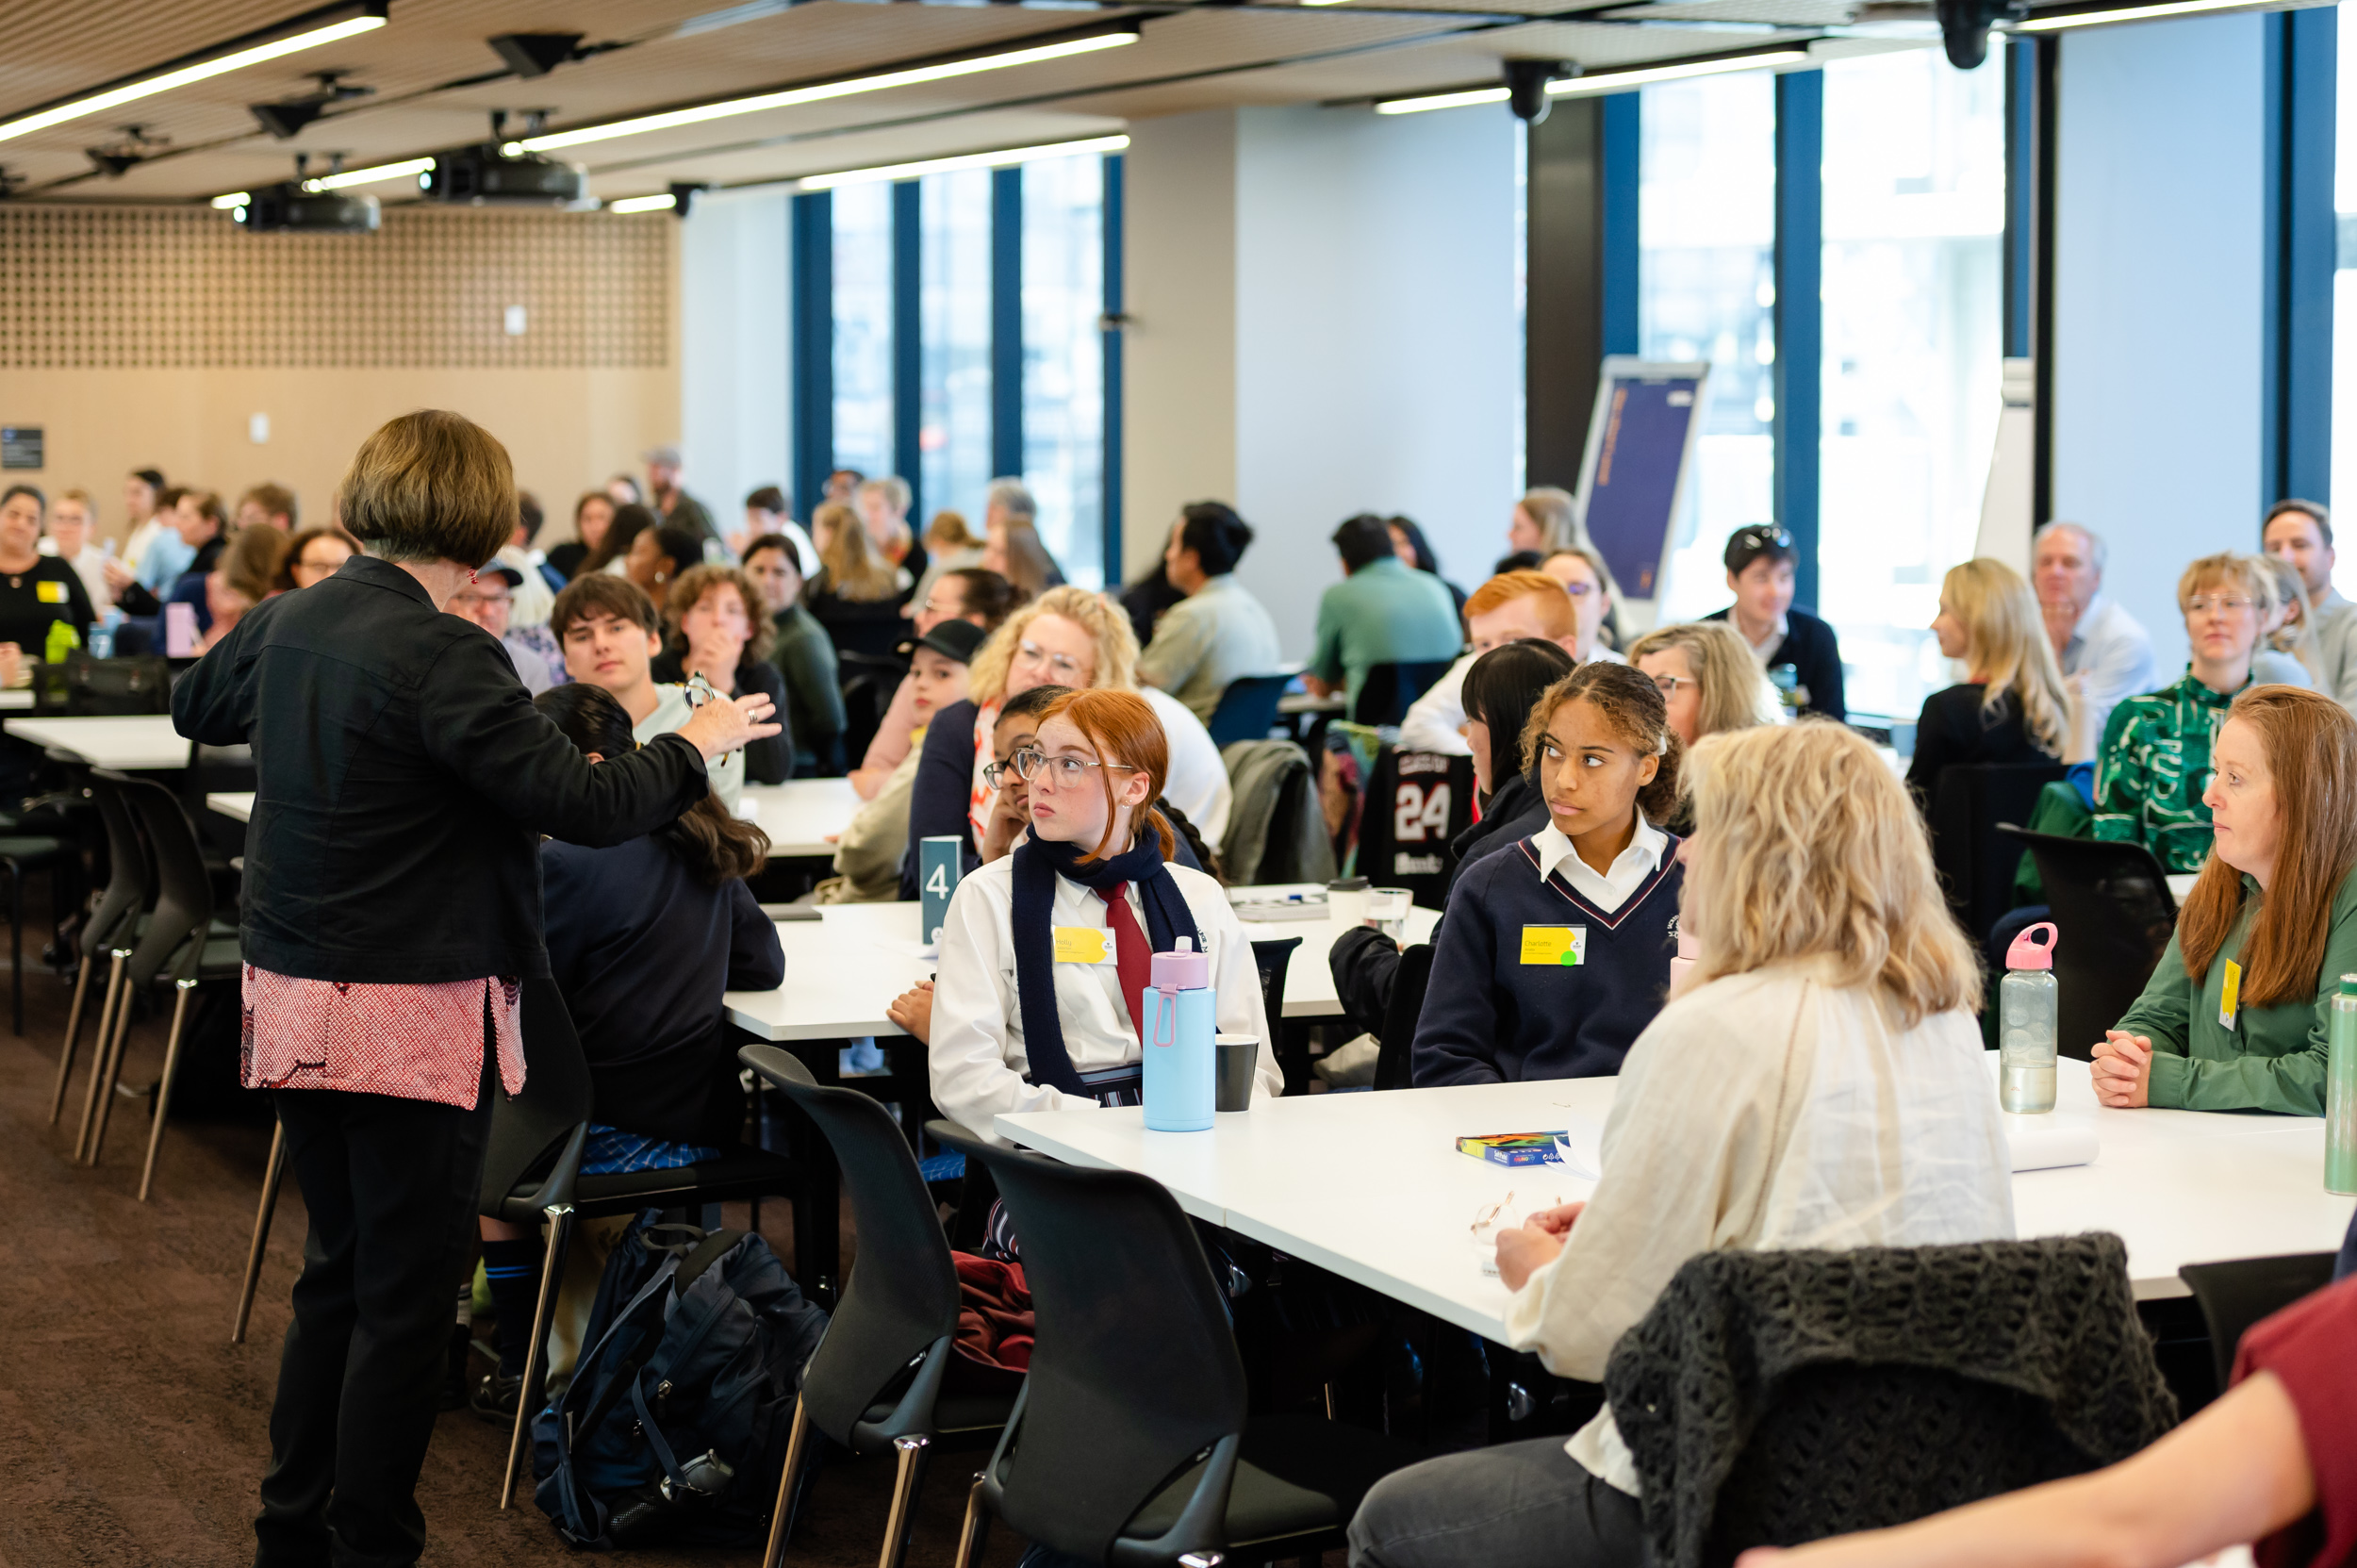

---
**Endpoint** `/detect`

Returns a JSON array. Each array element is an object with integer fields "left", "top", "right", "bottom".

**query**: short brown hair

[
  {"left": 552, "top": 573, "right": 659, "bottom": 642},
  {"left": 667, "top": 564, "right": 774, "bottom": 664},
  {"left": 223, "top": 526, "right": 289, "bottom": 602},
  {"left": 335, "top": 409, "right": 516, "bottom": 568},
  {"left": 240, "top": 482, "right": 298, "bottom": 528}
]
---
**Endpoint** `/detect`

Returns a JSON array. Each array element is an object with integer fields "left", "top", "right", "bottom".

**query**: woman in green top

[{"left": 2094, "top": 685, "right": 2357, "bottom": 1114}]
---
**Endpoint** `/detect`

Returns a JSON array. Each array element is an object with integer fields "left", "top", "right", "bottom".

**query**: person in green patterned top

[
  {"left": 2094, "top": 686, "right": 2357, "bottom": 1114},
  {"left": 2091, "top": 552, "right": 2278, "bottom": 873}
]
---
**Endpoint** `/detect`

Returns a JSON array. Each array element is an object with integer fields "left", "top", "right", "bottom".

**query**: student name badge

[
  {"left": 1520, "top": 925, "right": 1587, "bottom": 967},
  {"left": 35, "top": 580, "right": 65, "bottom": 603},
  {"left": 2219, "top": 959, "right": 2242, "bottom": 1031},
  {"left": 1053, "top": 926, "right": 1115, "bottom": 966}
]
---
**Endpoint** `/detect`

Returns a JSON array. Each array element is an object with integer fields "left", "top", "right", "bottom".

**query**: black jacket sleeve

[
  {"left": 1905, "top": 685, "right": 1974, "bottom": 806},
  {"left": 726, "top": 878, "right": 786, "bottom": 991},
  {"left": 898, "top": 699, "right": 981, "bottom": 900},
  {"left": 1329, "top": 924, "right": 1403, "bottom": 1038},
  {"left": 739, "top": 659, "right": 793, "bottom": 785},
  {"left": 1794, "top": 611, "right": 1846, "bottom": 722}
]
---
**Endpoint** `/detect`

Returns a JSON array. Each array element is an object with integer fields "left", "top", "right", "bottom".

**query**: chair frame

[{"left": 51, "top": 772, "right": 151, "bottom": 1133}]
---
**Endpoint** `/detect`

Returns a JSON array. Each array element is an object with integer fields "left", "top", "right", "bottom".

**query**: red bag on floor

[{"left": 945, "top": 1253, "right": 1032, "bottom": 1395}]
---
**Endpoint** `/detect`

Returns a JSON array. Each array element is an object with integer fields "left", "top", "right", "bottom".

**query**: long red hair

[
  {"left": 1040, "top": 688, "right": 1176, "bottom": 863},
  {"left": 2178, "top": 685, "right": 2357, "bottom": 1005}
]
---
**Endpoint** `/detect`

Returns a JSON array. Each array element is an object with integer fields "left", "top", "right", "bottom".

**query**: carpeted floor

[{"left": 0, "top": 892, "right": 1030, "bottom": 1568}]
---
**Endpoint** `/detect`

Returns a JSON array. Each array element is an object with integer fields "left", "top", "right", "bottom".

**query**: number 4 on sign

[
  {"left": 925, "top": 865, "right": 950, "bottom": 897},
  {"left": 1393, "top": 783, "right": 1451, "bottom": 844}
]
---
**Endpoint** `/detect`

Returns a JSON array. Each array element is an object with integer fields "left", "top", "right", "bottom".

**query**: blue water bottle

[{"left": 1144, "top": 938, "right": 1216, "bottom": 1131}]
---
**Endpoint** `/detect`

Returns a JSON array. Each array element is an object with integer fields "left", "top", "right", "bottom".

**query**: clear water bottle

[
  {"left": 1999, "top": 921, "right": 2059, "bottom": 1114},
  {"left": 2327, "top": 974, "right": 2357, "bottom": 1196}
]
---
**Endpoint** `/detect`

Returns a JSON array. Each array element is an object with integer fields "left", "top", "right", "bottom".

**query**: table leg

[{"left": 782, "top": 1038, "right": 844, "bottom": 1312}]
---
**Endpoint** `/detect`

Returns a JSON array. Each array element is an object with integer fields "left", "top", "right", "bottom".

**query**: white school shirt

[
  {"left": 1528, "top": 818, "right": 1669, "bottom": 916},
  {"left": 929, "top": 853, "right": 1284, "bottom": 1143},
  {"left": 632, "top": 684, "right": 743, "bottom": 811},
  {"left": 1502, "top": 959, "right": 2016, "bottom": 1494}
]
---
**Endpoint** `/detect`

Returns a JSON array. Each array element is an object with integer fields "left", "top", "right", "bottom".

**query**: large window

[
  {"left": 1817, "top": 45, "right": 2006, "bottom": 718},
  {"left": 831, "top": 180, "right": 896, "bottom": 485},
  {"left": 1640, "top": 74, "right": 1778, "bottom": 623},
  {"left": 919, "top": 169, "right": 994, "bottom": 534},
  {"left": 2333, "top": 15, "right": 2357, "bottom": 590},
  {"left": 1021, "top": 154, "right": 1108, "bottom": 589}
]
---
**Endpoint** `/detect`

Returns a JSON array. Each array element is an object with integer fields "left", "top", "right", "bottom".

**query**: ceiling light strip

[
  {"left": 0, "top": 5, "right": 387, "bottom": 147},
  {"left": 2013, "top": 0, "right": 2257, "bottom": 30},
  {"left": 607, "top": 192, "right": 678, "bottom": 212},
  {"left": 1376, "top": 47, "right": 1808, "bottom": 114},
  {"left": 514, "top": 31, "right": 1139, "bottom": 155},
  {"left": 301, "top": 156, "right": 432, "bottom": 192},
  {"left": 792, "top": 134, "right": 1129, "bottom": 190},
  {"left": 210, "top": 191, "right": 251, "bottom": 209}
]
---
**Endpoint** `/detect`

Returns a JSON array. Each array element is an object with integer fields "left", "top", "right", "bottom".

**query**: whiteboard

[{"left": 1572, "top": 356, "right": 1709, "bottom": 634}]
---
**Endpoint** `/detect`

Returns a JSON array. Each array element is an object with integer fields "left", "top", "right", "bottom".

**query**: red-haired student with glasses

[{"left": 926, "top": 688, "right": 1282, "bottom": 1146}]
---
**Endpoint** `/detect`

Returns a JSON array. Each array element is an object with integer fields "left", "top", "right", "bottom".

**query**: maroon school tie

[{"left": 1096, "top": 883, "right": 1153, "bottom": 1043}]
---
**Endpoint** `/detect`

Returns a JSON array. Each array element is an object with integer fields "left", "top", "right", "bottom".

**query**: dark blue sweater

[{"left": 1411, "top": 832, "right": 1683, "bottom": 1086}]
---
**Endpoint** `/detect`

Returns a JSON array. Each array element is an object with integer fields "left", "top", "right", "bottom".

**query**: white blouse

[
  {"left": 930, "top": 853, "right": 1283, "bottom": 1142},
  {"left": 1504, "top": 958, "right": 2016, "bottom": 1494}
]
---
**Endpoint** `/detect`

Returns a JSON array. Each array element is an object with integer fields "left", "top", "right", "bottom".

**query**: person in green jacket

[{"left": 2095, "top": 685, "right": 2357, "bottom": 1114}]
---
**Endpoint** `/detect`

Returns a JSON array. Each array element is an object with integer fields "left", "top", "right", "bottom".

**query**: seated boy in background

[
  {"left": 551, "top": 574, "right": 747, "bottom": 812},
  {"left": 815, "top": 618, "right": 989, "bottom": 903}
]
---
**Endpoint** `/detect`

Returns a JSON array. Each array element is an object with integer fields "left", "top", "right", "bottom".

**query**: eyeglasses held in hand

[{"left": 1010, "top": 746, "right": 1139, "bottom": 786}]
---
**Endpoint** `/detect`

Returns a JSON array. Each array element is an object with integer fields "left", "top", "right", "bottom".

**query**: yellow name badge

[
  {"left": 1052, "top": 926, "right": 1113, "bottom": 966},
  {"left": 2219, "top": 958, "right": 2242, "bottom": 1030},
  {"left": 1520, "top": 925, "right": 1587, "bottom": 967},
  {"left": 35, "top": 580, "right": 65, "bottom": 603}
]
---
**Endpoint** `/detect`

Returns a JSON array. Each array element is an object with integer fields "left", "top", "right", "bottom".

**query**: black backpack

[{"left": 533, "top": 1214, "right": 829, "bottom": 1549}]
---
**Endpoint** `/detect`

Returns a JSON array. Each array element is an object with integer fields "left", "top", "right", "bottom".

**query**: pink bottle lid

[
  {"left": 1151, "top": 936, "right": 1210, "bottom": 992},
  {"left": 2005, "top": 921, "right": 2058, "bottom": 971}
]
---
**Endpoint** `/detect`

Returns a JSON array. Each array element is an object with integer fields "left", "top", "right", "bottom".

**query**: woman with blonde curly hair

[
  {"left": 1353, "top": 720, "right": 2014, "bottom": 1568},
  {"left": 897, "top": 585, "right": 1230, "bottom": 897},
  {"left": 1906, "top": 557, "right": 2072, "bottom": 803}
]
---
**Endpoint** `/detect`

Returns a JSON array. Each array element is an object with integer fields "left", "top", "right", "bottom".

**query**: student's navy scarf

[{"left": 1010, "top": 830, "right": 1202, "bottom": 1094}]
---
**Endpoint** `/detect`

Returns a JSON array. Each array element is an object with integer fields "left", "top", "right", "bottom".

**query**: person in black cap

[
  {"left": 813, "top": 617, "right": 990, "bottom": 903},
  {"left": 1703, "top": 523, "right": 1846, "bottom": 723},
  {"left": 446, "top": 561, "right": 555, "bottom": 694}
]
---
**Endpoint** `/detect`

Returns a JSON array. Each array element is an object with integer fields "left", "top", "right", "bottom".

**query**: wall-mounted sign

[{"left": 0, "top": 428, "right": 41, "bottom": 470}]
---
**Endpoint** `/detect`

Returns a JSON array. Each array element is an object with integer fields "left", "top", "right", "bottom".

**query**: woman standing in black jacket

[{"left": 172, "top": 410, "right": 776, "bottom": 1568}]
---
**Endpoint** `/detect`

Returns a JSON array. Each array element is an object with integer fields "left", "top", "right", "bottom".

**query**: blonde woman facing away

[
  {"left": 1349, "top": 721, "right": 2014, "bottom": 1568},
  {"left": 1906, "top": 558, "right": 2071, "bottom": 805}
]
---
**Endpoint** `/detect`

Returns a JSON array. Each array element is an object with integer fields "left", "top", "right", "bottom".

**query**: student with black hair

[
  {"left": 471, "top": 682, "right": 783, "bottom": 1417},
  {"left": 1305, "top": 513, "right": 1464, "bottom": 710},
  {"left": 1412, "top": 662, "right": 1686, "bottom": 1086},
  {"left": 1705, "top": 523, "right": 1846, "bottom": 722},
  {"left": 1137, "top": 502, "right": 1282, "bottom": 721},
  {"left": 624, "top": 520, "right": 706, "bottom": 602},
  {"left": 1386, "top": 515, "right": 1467, "bottom": 618}
]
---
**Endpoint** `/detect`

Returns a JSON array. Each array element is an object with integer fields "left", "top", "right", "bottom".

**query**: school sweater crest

[{"left": 1411, "top": 831, "right": 1684, "bottom": 1086}]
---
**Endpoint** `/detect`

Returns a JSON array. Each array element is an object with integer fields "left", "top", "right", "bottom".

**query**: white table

[
  {"left": 997, "top": 1057, "right": 2356, "bottom": 1343},
  {"left": 0, "top": 689, "right": 32, "bottom": 710},
  {"left": 723, "top": 895, "right": 1442, "bottom": 1042},
  {"left": 207, "top": 792, "right": 254, "bottom": 823},
  {"left": 737, "top": 778, "right": 861, "bottom": 860},
  {"left": 1277, "top": 692, "right": 1345, "bottom": 717},
  {"left": 5, "top": 713, "right": 190, "bottom": 769}
]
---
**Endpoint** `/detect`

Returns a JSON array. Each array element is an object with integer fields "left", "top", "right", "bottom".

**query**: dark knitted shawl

[{"left": 1605, "top": 1234, "right": 2179, "bottom": 1568}]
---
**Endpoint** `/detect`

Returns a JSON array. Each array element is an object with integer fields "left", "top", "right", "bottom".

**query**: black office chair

[
  {"left": 74, "top": 775, "right": 239, "bottom": 1193},
  {"left": 1373, "top": 942, "right": 1438, "bottom": 1091},
  {"left": 1999, "top": 827, "right": 2178, "bottom": 1061},
  {"left": 838, "top": 651, "right": 911, "bottom": 775},
  {"left": 1927, "top": 763, "right": 2068, "bottom": 944},
  {"left": 1206, "top": 673, "right": 1294, "bottom": 751},
  {"left": 930, "top": 1125, "right": 1422, "bottom": 1567},
  {"left": 2177, "top": 1252, "right": 2338, "bottom": 1395},
  {"left": 1247, "top": 935, "right": 1301, "bottom": 1096},
  {"left": 1351, "top": 660, "right": 1455, "bottom": 728},
  {"left": 49, "top": 772, "right": 150, "bottom": 1130},
  {"left": 739, "top": 1046, "right": 1015, "bottom": 1568}
]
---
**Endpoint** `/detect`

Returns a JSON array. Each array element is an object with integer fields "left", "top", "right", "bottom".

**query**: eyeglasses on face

[
  {"left": 1649, "top": 674, "right": 1695, "bottom": 696},
  {"left": 1009, "top": 746, "right": 1138, "bottom": 787},
  {"left": 450, "top": 589, "right": 510, "bottom": 606},
  {"left": 1560, "top": 581, "right": 1596, "bottom": 598},
  {"left": 2184, "top": 595, "right": 2255, "bottom": 615},
  {"left": 1013, "top": 640, "right": 1086, "bottom": 681}
]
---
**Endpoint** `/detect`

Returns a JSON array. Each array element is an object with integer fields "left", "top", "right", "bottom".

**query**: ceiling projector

[
  {"left": 421, "top": 113, "right": 586, "bottom": 206},
  {"left": 233, "top": 184, "right": 381, "bottom": 234}
]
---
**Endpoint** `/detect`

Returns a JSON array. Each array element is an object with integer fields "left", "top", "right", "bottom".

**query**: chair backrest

[
  {"left": 933, "top": 1125, "right": 1248, "bottom": 1564},
  {"left": 83, "top": 770, "right": 154, "bottom": 956},
  {"left": 478, "top": 976, "right": 593, "bottom": 1219},
  {"left": 1248, "top": 936, "right": 1299, "bottom": 1037},
  {"left": 111, "top": 774, "right": 215, "bottom": 988},
  {"left": 2178, "top": 1251, "right": 2338, "bottom": 1395},
  {"left": 1355, "top": 747, "right": 1474, "bottom": 911},
  {"left": 738, "top": 1044, "right": 962, "bottom": 1446},
  {"left": 1374, "top": 942, "right": 1437, "bottom": 1091},
  {"left": 836, "top": 651, "right": 909, "bottom": 771},
  {"left": 2002, "top": 826, "right": 2178, "bottom": 1062},
  {"left": 1929, "top": 763, "right": 2069, "bottom": 941},
  {"left": 1352, "top": 659, "right": 1455, "bottom": 728},
  {"left": 1206, "top": 672, "right": 1294, "bottom": 751},
  {"left": 1605, "top": 1236, "right": 2178, "bottom": 1568}
]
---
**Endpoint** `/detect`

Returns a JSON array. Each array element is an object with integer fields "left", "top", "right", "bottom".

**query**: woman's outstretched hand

[{"left": 677, "top": 691, "right": 781, "bottom": 761}]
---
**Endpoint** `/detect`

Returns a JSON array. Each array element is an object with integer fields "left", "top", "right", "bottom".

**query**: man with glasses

[
  {"left": 446, "top": 563, "right": 555, "bottom": 695},
  {"left": 1703, "top": 524, "right": 1846, "bottom": 723},
  {"left": 2262, "top": 499, "right": 2357, "bottom": 708}
]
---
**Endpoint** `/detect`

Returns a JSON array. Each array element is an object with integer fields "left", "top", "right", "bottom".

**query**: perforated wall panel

[{"left": 0, "top": 206, "right": 670, "bottom": 371}]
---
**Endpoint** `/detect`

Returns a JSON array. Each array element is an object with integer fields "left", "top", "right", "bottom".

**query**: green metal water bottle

[{"left": 2327, "top": 974, "right": 2357, "bottom": 1196}]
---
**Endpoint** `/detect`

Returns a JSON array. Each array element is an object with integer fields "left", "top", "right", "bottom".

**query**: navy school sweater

[{"left": 1410, "top": 831, "right": 1684, "bottom": 1087}]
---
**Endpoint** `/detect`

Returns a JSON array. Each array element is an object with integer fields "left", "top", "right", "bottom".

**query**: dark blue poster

[{"left": 1578, "top": 367, "right": 1703, "bottom": 603}]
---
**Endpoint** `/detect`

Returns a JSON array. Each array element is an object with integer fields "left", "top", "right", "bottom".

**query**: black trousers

[{"left": 253, "top": 1050, "right": 495, "bottom": 1568}]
